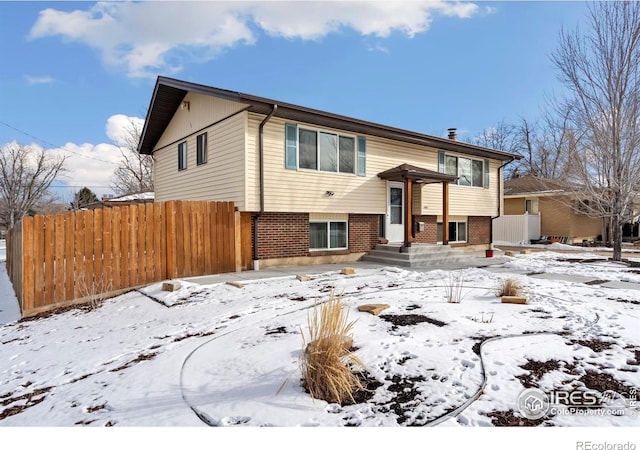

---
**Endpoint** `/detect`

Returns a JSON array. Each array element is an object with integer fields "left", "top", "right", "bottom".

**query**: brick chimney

[{"left": 447, "top": 128, "right": 457, "bottom": 141}]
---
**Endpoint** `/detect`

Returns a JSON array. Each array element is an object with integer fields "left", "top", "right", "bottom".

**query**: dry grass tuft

[
  {"left": 300, "top": 292, "right": 364, "bottom": 405},
  {"left": 495, "top": 278, "right": 523, "bottom": 297}
]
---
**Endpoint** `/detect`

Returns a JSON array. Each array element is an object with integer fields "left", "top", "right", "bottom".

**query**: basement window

[
  {"left": 437, "top": 221, "right": 467, "bottom": 243},
  {"left": 310, "top": 221, "right": 348, "bottom": 250}
]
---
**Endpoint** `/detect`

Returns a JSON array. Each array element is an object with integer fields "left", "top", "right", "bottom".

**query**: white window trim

[
  {"left": 309, "top": 220, "right": 349, "bottom": 251},
  {"left": 297, "top": 126, "right": 357, "bottom": 176},
  {"left": 437, "top": 220, "right": 468, "bottom": 244},
  {"left": 444, "top": 153, "right": 486, "bottom": 188}
]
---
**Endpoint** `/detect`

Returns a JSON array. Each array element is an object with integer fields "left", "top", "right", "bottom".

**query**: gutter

[
  {"left": 252, "top": 104, "right": 278, "bottom": 270},
  {"left": 490, "top": 159, "right": 517, "bottom": 245}
]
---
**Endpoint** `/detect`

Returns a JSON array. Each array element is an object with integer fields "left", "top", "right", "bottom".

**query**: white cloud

[
  {"left": 24, "top": 75, "right": 55, "bottom": 85},
  {"left": 29, "top": 1, "right": 481, "bottom": 78},
  {"left": 105, "top": 114, "right": 144, "bottom": 147},
  {"left": 2, "top": 114, "right": 144, "bottom": 200}
]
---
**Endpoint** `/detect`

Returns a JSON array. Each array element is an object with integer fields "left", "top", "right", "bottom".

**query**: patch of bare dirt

[
  {"left": 109, "top": 352, "right": 158, "bottom": 372},
  {"left": 380, "top": 314, "right": 446, "bottom": 328},
  {"left": 578, "top": 371, "right": 635, "bottom": 397},
  {"left": 486, "top": 410, "right": 550, "bottom": 427},
  {"left": 571, "top": 339, "right": 615, "bottom": 352},
  {"left": 516, "top": 359, "right": 562, "bottom": 388},
  {"left": 0, "top": 387, "right": 53, "bottom": 420}
]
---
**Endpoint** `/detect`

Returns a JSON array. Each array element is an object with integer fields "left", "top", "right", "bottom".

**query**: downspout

[
  {"left": 252, "top": 104, "right": 278, "bottom": 270},
  {"left": 490, "top": 159, "right": 516, "bottom": 246}
]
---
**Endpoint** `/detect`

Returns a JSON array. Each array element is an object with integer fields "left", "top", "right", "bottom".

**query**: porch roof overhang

[{"left": 377, "top": 164, "right": 458, "bottom": 184}]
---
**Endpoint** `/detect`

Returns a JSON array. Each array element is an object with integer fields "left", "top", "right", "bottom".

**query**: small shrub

[
  {"left": 495, "top": 278, "right": 522, "bottom": 297},
  {"left": 300, "top": 292, "right": 364, "bottom": 405},
  {"left": 444, "top": 270, "right": 467, "bottom": 303},
  {"left": 76, "top": 271, "right": 113, "bottom": 310}
]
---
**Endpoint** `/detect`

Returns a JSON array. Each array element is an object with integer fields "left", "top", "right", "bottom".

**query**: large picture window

[
  {"left": 310, "top": 221, "right": 348, "bottom": 250},
  {"left": 298, "top": 128, "right": 355, "bottom": 174}
]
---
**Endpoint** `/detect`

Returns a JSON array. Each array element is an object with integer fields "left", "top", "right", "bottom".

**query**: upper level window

[
  {"left": 440, "top": 152, "right": 489, "bottom": 188},
  {"left": 196, "top": 133, "right": 207, "bottom": 165},
  {"left": 286, "top": 123, "right": 365, "bottom": 176},
  {"left": 299, "top": 128, "right": 355, "bottom": 174},
  {"left": 178, "top": 141, "right": 187, "bottom": 171}
]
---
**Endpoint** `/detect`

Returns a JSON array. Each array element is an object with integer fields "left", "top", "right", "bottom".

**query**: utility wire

[{"left": 0, "top": 119, "right": 120, "bottom": 166}]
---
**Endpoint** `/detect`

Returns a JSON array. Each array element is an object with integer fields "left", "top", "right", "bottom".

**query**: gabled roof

[
  {"left": 504, "top": 176, "right": 573, "bottom": 197},
  {"left": 138, "top": 76, "right": 522, "bottom": 162},
  {"left": 378, "top": 164, "right": 458, "bottom": 184}
]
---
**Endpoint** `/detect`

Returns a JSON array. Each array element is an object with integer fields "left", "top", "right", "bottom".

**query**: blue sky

[{"left": 0, "top": 1, "right": 589, "bottom": 199}]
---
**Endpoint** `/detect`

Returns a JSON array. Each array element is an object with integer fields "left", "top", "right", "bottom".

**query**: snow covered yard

[{"left": 0, "top": 251, "right": 639, "bottom": 429}]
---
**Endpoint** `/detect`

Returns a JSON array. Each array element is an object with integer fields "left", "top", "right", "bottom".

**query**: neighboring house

[
  {"left": 102, "top": 191, "right": 155, "bottom": 208},
  {"left": 503, "top": 176, "right": 603, "bottom": 243},
  {"left": 137, "top": 76, "right": 519, "bottom": 268}
]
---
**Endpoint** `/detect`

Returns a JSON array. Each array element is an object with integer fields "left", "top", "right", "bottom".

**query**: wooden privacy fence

[{"left": 6, "top": 200, "right": 240, "bottom": 316}]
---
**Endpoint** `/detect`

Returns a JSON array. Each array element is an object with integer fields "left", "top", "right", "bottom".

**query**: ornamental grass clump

[
  {"left": 300, "top": 292, "right": 364, "bottom": 405},
  {"left": 495, "top": 278, "right": 523, "bottom": 297}
]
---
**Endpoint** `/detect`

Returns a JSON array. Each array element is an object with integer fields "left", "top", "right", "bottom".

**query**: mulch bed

[
  {"left": 578, "top": 371, "right": 635, "bottom": 397},
  {"left": 516, "top": 359, "right": 562, "bottom": 388},
  {"left": 571, "top": 339, "right": 614, "bottom": 352}
]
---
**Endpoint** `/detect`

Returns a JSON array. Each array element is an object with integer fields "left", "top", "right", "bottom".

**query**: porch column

[
  {"left": 404, "top": 177, "right": 413, "bottom": 248},
  {"left": 442, "top": 182, "right": 449, "bottom": 244}
]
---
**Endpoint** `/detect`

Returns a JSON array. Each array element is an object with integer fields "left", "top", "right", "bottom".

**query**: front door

[{"left": 386, "top": 181, "right": 404, "bottom": 243}]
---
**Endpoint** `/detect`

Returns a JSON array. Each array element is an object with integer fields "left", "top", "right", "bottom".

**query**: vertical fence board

[
  {"left": 33, "top": 215, "right": 45, "bottom": 308},
  {"left": 21, "top": 217, "right": 35, "bottom": 311},
  {"left": 222, "top": 202, "right": 233, "bottom": 273},
  {"left": 111, "top": 208, "right": 122, "bottom": 291},
  {"left": 145, "top": 203, "right": 154, "bottom": 283},
  {"left": 214, "top": 202, "right": 223, "bottom": 274},
  {"left": 93, "top": 209, "right": 103, "bottom": 289},
  {"left": 64, "top": 213, "right": 75, "bottom": 302},
  {"left": 153, "top": 203, "right": 162, "bottom": 281},
  {"left": 44, "top": 215, "right": 56, "bottom": 305},
  {"left": 53, "top": 214, "right": 65, "bottom": 303},
  {"left": 102, "top": 209, "right": 112, "bottom": 291},
  {"left": 83, "top": 211, "right": 94, "bottom": 290},
  {"left": 128, "top": 205, "right": 138, "bottom": 286},
  {"left": 165, "top": 201, "right": 177, "bottom": 279},
  {"left": 135, "top": 205, "right": 145, "bottom": 285},
  {"left": 182, "top": 202, "right": 192, "bottom": 277},
  {"left": 174, "top": 201, "right": 184, "bottom": 279},
  {"left": 73, "top": 212, "right": 85, "bottom": 299},
  {"left": 120, "top": 207, "right": 130, "bottom": 288}
]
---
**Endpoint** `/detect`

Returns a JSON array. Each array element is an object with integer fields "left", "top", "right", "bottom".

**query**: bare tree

[
  {"left": 0, "top": 143, "right": 67, "bottom": 228},
  {"left": 110, "top": 117, "right": 153, "bottom": 196},
  {"left": 471, "top": 121, "right": 520, "bottom": 178},
  {"left": 551, "top": 1, "right": 640, "bottom": 261}
]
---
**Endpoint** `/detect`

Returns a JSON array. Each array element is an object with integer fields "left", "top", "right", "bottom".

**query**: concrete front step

[{"left": 362, "top": 243, "right": 489, "bottom": 268}]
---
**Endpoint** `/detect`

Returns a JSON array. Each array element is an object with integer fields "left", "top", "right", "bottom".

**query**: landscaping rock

[
  {"left": 296, "top": 274, "right": 312, "bottom": 282},
  {"left": 341, "top": 267, "right": 356, "bottom": 275},
  {"left": 358, "top": 304, "right": 391, "bottom": 316},
  {"left": 162, "top": 281, "right": 181, "bottom": 292},
  {"left": 504, "top": 251, "right": 516, "bottom": 257},
  {"left": 226, "top": 281, "right": 244, "bottom": 288},
  {"left": 501, "top": 296, "right": 528, "bottom": 304}
]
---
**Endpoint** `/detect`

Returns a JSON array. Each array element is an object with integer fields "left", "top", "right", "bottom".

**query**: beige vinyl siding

[
  {"left": 155, "top": 92, "right": 248, "bottom": 149},
  {"left": 247, "top": 113, "right": 501, "bottom": 216},
  {"left": 421, "top": 158, "right": 500, "bottom": 216},
  {"left": 154, "top": 111, "right": 247, "bottom": 208}
]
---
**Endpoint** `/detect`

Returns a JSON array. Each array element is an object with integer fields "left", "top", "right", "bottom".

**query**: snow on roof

[{"left": 106, "top": 191, "right": 154, "bottom": 202}]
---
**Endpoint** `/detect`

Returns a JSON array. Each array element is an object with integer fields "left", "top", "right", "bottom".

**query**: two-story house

[{"left": 138, "top": 77, "right": 519, "bottom": 269}]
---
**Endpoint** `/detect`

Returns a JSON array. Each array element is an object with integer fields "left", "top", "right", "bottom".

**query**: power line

[{"left": 0, "top": 119, "right": 120, "bottom": 166}]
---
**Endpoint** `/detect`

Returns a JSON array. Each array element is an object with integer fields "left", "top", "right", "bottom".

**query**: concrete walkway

[{"left": 184, "top": 249, "right": 640, "bottom": 291}]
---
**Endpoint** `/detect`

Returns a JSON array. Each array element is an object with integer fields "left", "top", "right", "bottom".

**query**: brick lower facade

[
  {"left": 256, "top": 212, "right": 309, "bottom": 259},
  {"left": 348, "top": 214, "right": 380, "bottom": 253},
  {"left": 412, "top": 215, "right": 438, "bottom": 244},
  {"left": 253, "top": 212, "right": 490, "bottom": 261},
  {"left": 467, "top": 216, "right": 491, "bottom": 245}
]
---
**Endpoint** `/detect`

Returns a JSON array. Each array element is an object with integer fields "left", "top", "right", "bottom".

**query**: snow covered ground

[
  {"left": 0, "top": 250, "right": 638, "bottom": 446},
  {"left": 0, "top": 239, "right": 6, "bottom": 263}
]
